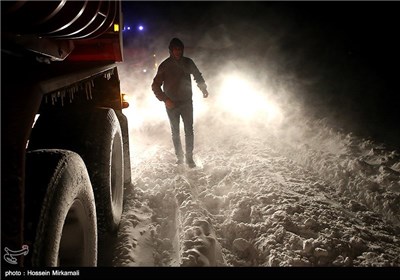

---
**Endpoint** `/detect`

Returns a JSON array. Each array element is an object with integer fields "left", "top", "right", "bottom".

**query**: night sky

[{"left": 121, "top": 1, "right": 400, "bottom": 149}]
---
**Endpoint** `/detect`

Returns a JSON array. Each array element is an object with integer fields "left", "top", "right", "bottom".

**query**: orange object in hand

[{"left": 165, "top": 98, "right": 175, "bottom": 109}]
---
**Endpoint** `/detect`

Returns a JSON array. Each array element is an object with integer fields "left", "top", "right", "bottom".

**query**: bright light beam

[
  {"left": 122, "top": 91, "right": 166, "bottom": 130},
  {"left": 217, "top": 74, "right": 284, "bottom": 124}
]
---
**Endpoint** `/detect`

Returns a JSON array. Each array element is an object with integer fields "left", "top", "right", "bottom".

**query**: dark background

[{"left": 121, "top": 1, "right": 400, "bottom": 149}]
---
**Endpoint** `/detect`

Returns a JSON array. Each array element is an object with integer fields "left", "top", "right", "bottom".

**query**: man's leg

[
  {"left": 166, "top": 107, "right": 184, "bottom": 162},
  {"left": 181, "top": 102, "right": 195, "bottom": 167}
]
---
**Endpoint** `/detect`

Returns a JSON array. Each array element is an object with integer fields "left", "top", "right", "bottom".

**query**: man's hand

[
  {"left": 165, "top": 98, "right": 175, "bottom": 109},
  {"left": 198, "top": 83, "right": 208, "bottom": 98}
]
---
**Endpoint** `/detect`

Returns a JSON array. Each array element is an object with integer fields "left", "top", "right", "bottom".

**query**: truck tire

[
  {"left": 28, "top": 108, "right": 124, "bottom": 237},
  {"left": 25, "top": 149, "right": 97, "bottom": 266},
  {"left": 84, "top": 108, "right": 124, "bottom": 235}
]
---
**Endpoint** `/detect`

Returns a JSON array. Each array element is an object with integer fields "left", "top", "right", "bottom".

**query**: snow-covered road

[{"left": 110, "top": 118, "right": 400, "bottom": 267}]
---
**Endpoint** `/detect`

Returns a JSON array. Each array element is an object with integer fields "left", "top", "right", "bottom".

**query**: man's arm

[
  {"left": 151, "top": 68, "right": 168, "bottom": 101},
  {"left": 189, "top": 59, "right": 209, "bottom": 98}
]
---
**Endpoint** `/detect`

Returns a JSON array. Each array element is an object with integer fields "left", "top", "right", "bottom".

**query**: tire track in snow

[{"left": 113, "top": 125, "right": 400, "bottom": 266}]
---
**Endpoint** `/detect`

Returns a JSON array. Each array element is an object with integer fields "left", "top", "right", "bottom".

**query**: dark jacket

[{"left": 151, "top": 55, "right": 206, "bottom": 103}]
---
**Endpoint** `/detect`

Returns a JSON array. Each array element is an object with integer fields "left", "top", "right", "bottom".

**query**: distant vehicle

[{"left": 2, "top": 0, "right": 131, "bottom": 266}]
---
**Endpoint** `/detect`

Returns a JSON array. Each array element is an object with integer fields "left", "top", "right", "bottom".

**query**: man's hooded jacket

[{"left": 151, "top": 38, "right": 207, "bottom": 104}]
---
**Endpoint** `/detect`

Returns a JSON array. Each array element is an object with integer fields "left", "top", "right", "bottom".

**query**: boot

[
  {"left": 186, "top": 155, "right": 196, "bottom": 168},
  {"left": 176, "top": 156, "right": 184, "bottom": 165}
]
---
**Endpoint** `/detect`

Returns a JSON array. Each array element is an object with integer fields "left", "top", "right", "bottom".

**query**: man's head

[{"left": 169, "top": 38, "right": 184, "bottom": 60}]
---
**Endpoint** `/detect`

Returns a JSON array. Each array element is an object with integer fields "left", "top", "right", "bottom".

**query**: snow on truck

[{"left": 2, "top": 0, "right": 131, "bottom": 266}]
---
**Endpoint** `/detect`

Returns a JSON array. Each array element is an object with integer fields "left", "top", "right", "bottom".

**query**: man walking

[{"left": 151, "top": 38, "right": 209, "bottom": 168}]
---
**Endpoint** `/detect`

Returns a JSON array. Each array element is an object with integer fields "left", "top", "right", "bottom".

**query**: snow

[
  {"left": 112, "top": 10, "right": 400, "bottom": 265},
  {"left": 110, "top": 88, "right": 400, "bottom": 266}
]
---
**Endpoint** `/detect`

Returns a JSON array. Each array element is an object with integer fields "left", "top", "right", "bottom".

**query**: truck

[{"left": 2, "top": 0, "right": 131, "bottom": 267}]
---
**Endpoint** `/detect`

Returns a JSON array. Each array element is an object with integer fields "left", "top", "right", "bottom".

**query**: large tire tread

[
  {"left": 28, "top": 107, "right": 124, "bottom": 240},
  {"left": 25, "top": 149, "right": 97, "bottom": 267}
]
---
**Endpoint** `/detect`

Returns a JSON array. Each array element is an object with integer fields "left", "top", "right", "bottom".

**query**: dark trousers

[{"left": 166, "top": 101, "right": 194, "bottom": 160}]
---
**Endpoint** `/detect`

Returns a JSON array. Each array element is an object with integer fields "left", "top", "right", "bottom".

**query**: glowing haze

[
  {"left": 118, "top": 47, "right": 292, "bottom": 160},
  {"left": 109, "top": 2, "right": 400, "bottom": 267},
  {"left": 119, "top": 1, "right": 400, "bottom": 160}
]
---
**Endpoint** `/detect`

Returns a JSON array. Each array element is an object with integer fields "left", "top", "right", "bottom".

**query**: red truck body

[{"left": 2, "top": 0, "right": 131, "bottom": 267}]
